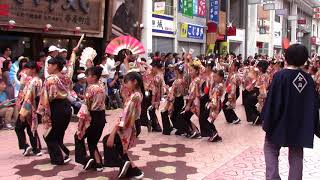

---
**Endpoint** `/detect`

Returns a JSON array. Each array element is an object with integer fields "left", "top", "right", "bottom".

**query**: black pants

[
  {"left": 103, "top": 133, "right": 130, "bottom": 167},
  {"left": 170, "top": 96, "right": 184, "bottom": 129},
  {"left": 15, "top": 117, "right": 41, "bottom": 153},
  {"left": 44, "top": 99, "right": 71, "bottom": 165},
  {"left": 242, "top": 89, "right": 249, "bottom": 105},
  {"left": 223, "top": 87, "right": 240, "bottom": 123},
  {"left": 243, "top": 88, "right": 260, "bottom": 122},
  {"left": 180, "top": 110, "right": 198, "bottom": 135},
  {"left": 140, "top": 92, "right": 151, "bottom": 126},
  {"left": 75, "top": 111, "right": 106, "bottom": 165},
  {"left": 199, "top": 94, "right": 218, "bottom": 137}
]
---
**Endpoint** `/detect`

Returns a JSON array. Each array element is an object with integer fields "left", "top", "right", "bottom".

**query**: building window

[
  {"left": 258, "top": 42, "right": 269, "bottom": 55},
  {"left": 275, "top": 15, "right": 280, "bottom": 23}
]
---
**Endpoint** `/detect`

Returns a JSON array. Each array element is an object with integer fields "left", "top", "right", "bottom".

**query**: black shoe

[
  {"left": 147, "top": 120, "right": 152, "bottom": 132},
  {"left": 64, "top": 155, "right": 71, "bottom": 164},
  {"left": 232, "top": 119, "right": 241, "bottom": 124},
  {"left": 23, "top": 146, "right": 32, "bottom": 156},
  {"left": 152, "top": 126, "right": 162, "bottom": 132},
  {"left": 192, "top": 132, "right": 202, "bottom": 139},
  {"left": 175, "top": 130, "right": 184, "bottom": 136},
  {"left": 83, "top": 158, "right": 94, "bottom": 170},
  {"left": 95, "top": 163, "right": 104, "bottom": 172},
  {"left": 253, "top": 116, "right": 262, "bottom": 126},
  {"left": 118, "top": 160, "right": 130, "bottom": 178},
  {"left": 126, "top": 166, "right": 144, "bottom": 180},
  {"left": 162, "top": 126, "right": 173, "bottom": 135},
  {"left": 211, "top": 135, "right": 223, "bottom": 142},
  {"left": 208, "top": 132, "right": 218, "bottom": 142}
]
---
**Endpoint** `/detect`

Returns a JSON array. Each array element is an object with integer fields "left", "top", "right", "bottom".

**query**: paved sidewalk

[{"left": 0, "top": 104, "right": 320, "bottom": 180}]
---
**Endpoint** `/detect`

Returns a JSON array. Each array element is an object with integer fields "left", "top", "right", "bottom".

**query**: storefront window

[{"left": 0, "top": 36, "right": 31, "bottom": 59}]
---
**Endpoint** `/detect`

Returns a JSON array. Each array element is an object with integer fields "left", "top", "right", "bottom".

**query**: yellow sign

[
  {"left": 220, "top": 42, "right": 229, "bottom": 55},
  {"left": 180, "top": 23, "right": 188, "bottom": 38},
  {"left": 206, "top": 44, "right": 215, "bottom": 55}
]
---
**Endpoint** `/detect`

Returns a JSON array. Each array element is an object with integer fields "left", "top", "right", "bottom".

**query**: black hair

[
  {"left": 48, "top": 56, "right": 65, "bottom": 71},
  {"left": 232, "top": 61, "right": 241, "bottom": 70},
  {"left": 2, "top": 60, "right": 11, "bottom": 73},
  {"left": 155, "top": 51, "right": 160, "bottom": 57},
  {"left": 285, "top": 44, "right": 309, "bottom": 67},
  {"left": 175, "top": 63, "right": 184, "bottom": 74},
  {"left": 1, "top": 47, "right": 10, "bottom": 54},
  {"left": 85, "top": 66, "right": 103, "bottom": 80},
  {"left": 257, "top": 60, "right": 269, "bottom": 73},
  {"left": 124, "top": 71, "right": 145, "bottom": 100},
  {"left": 150, "top": 60, "right": 163, "bottom": 69},
  {"left": 24, "top": 61, "right": 40, "bottom": 73},
  {"left": 140, "top": 58, "right": 146, "bottom": 62},
  {"left": 217, "top": 69, "right": 225, "bottom": 78},
  {"left": 17, "top": 57, "right": 29, "bottom": 80},
  {"left": 206, "top": 60, "right": 215, "bottom": 69}
]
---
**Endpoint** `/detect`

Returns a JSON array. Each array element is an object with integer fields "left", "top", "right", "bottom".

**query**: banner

[
  {"left": 198, "top": 0, "right": 206, "bottom": 17},
  {"left": 209, "top": 0, "right": 219, "bottom": 23},
  {"left": 193, "top": 0, "right": 198, "bottom": 16},
  {"left": 181, "top": 23, "right": 188, "bottom": 38},
  {"left": 152, "top": 14, "right": 174, "bottom": 34},
  {"left": 154, "top": 2, "right": 166, "bottom": 14},
  {"left": 182, "top": 0, "right": 193, "bottom": 17},
  {"left": 187, "top": 24, "right": 204, "bottom": 39}
]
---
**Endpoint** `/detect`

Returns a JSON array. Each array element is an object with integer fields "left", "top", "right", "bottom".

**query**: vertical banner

[
  {"left": 209, "top": 0, "right": 219, "bottom": 23},
  {"left": 180, "top": 23, "right": 188, "bottom": 38},
  {"left": 198, "top": 0, "right": 206, "bottom": 17},
  {"left": 182, "top": 0, "right": 193, "bottom": 17},
  {"left": 220, "top": 42, "right": 229, "bottom": 55},
  {"left": 193, "top": 0, "right": 198, "bottom": 16},
  {"left": 178, "top": 0, "right": 183, "bottom": 13}
]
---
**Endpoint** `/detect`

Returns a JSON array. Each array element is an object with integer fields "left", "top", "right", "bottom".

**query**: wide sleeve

[
  {"left": 119, "top": 94, "right": 140, "bottom": 129},
  {"left": 261, "top": 74, "right": 283, "bottom": 134},
  {"left": 36, "top": 79, "right": 52, "bottom": 136},
  {"left": 65, "top": 51, "right": 76, "bottom": 80},
  {"left": 76, "top": 87, "right": 94, "bottom": 139}
]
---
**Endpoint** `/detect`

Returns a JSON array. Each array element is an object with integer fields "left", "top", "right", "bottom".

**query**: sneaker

[
  {"left": 23, "top": 146, "right": 32, "bottom": 156},
  {"left": 192, "top": 133, "right": 202, "bottom": 139},
  {"left": 5, "top": 123, "right": 14, "bottom": 130},
  {"left": 64, "top": 156, "right": 71, "bottom": 164},
  {"left": 95, "top": 164, "right": 104, "bottom": 172},
  {"left": 118, "top": 161, "right": 131, "bottom": 178},
  {"left": 36, "top": 151, "right": 43, "bottom": 156},
  {"left": 211, "top": 135, "right": 223, "bottom": 143},
  {"left": 84, "top": 158, "right": 94, "bottom": 170},
  {"left": 152, "top": 126, "right": 162, "bottom": 132},
  {"left": 232, "top": 119, "right": 241, "bottom": 124},
  {"left": 208, "top": 132, "right": 218, "bottom": 142},
  {"left": 189, "top": 131, "right": 197, "bottom": 139},
  {"left": 253, "top": 116, "right": 262, "bottom": 126},
  {"left": 127, "top": 167, "right": 144, "bottom": 180}
]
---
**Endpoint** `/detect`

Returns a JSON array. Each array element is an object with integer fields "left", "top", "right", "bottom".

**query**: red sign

[
  {"left": 297, "top": 19, "right": 306, "bottom": 24},
  {"left": 207, "top": 22, "right": 217, "bottom": 33},
  {"left": 227, "top": 26, "right": 236, "bottom": 36},
  {"left": 198, "top": 0, "right": 206, "bottom": 17},
  {"left": 314, "top": 7, "right": 320, "bottom": 13},
  {"left": 314, "top": 13, "right": 320, "bottom": 19},
  {"left": 0, "top": 4, "right": 9, "bottom": 16}
]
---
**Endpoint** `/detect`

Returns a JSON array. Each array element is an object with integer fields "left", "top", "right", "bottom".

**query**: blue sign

[
  {"left": 209, "top": 0, "right": 219, "bottom": 23},
  {"left": 178, "top": 0, "right": 183, "bottom": 13},
  {"left": 187, "top": 24, "right": 204, "bottom": 39}
]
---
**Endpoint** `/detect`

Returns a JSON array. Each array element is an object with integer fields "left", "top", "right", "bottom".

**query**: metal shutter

[{"left": 152, "top": 37, "right": 174, "bottom": 53}]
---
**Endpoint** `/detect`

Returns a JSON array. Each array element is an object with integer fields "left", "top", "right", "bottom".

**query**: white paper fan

[{"left": 80, "top": 47, "right": 97, "bottom": 69}]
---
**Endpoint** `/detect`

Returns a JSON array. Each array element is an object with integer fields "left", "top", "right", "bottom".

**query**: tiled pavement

[{"left": 1, "top": 101, "right": 320, "bottom": 180}]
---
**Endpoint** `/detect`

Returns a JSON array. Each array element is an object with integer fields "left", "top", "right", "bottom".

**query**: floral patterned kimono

[
  {"left": 77, "top": 83, "right": 106, "bottom": 139},
  {"left": 256, "top": 73, "right": 270, "bottom": 112},
  {"left": 117, "top": 91, "right": 143, "bottom": 152},
  {"left": 151, "top": 73, "right": 164, "bottom": 108},
  {"left": 209, "top": 83, "right": 224, "bottom": 121},
  {"left": 225, "top": 72, "right": 241, "bottom": 108},
  {"left": 314, "top": 70, "right": 320, "bottom": 96},
  {"left": 187, "top": 77, "right": 201, "bottom": 116},
  {"left": 19, "top": 76, "right": 42, "bottom": 133},
  {"left": 16, "top": 71, "right": 32, "bottom": 111},
  {"left": 166, "top": 78, "right": 185, "bottom": 110},
  {"left": 37, "top": 52, "right": 75, "bottom": 135}
]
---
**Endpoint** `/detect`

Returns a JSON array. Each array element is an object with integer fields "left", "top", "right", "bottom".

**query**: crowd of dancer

[{"left": 0, "top": 43, "right": 320, "bottom": 179}]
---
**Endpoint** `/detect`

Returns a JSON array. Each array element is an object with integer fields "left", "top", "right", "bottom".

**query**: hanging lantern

[
  {"left": 43, "top": 24, "right": 52, "bottom": 32},
  {"left": 74, "top": 26, "right": 81, "bottom": 34}
]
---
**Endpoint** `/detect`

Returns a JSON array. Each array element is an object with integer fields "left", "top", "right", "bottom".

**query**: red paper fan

[{"left": 105, "top": 36, "right": 145, "bottom": 55}]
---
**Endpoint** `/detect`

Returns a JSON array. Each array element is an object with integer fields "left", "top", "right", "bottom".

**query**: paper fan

[
  {"left": 105, "top": 36, "right": 145, "bottom": 55},
  {"left": 80, "top": 47, "right": 97, "bottom": 69},
  {"left": 9, "top": 61, "right": 20, "bottom": 97}
]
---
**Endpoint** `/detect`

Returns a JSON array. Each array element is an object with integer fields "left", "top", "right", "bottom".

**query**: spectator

[
  {"left": 44, "top": 45, "right": 59, "bottom": 79},
  {"left": 107, "top": 71, "right": 123, "bottom": 109},
  {"left": 0, "top": 79, "right": 14, "bottom": 130},
  {"left": 164, "top": 63, "right": 175, "bottom": 87},
  {"left": 261, "top": 44, "right": 319, "bottom": 180},
  {"left": 0, "top": 47, "right": 11, "bottom": 69},
  {"left": 36, "top": 52, "right": 46, "bottom": 81},
  {"left": 59, "top": 48, "right": 68, "bottom": 59},
  {"left": 2, "top": 60, "right": 14, "bottom": 99},
  {"left": 73, "top": 73, "right": 87, "bottom": 100}
]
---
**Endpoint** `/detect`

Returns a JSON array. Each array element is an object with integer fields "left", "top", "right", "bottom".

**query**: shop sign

[
  {"left": 154, "top": 2, "right": 166, "bottom": 14},
  {"left": 182, "top": 0, "right": 193, "bottom": 17},
  {"left": 198, "top": 0, "right": 206, "bottom": 17},
  {"left": 297, "top": 18, "right": 306, "bottom": 25},
  {"left": 0, "top": 0, "right": 103, "bottom": 35},
  {"left": 152, "top": 14, "right": 174, "bottom": 35},
  {"left": 180, "top": 23, "right": 188, "bottom": 38},
  {"left": 209, "top": 0, "right": 219, "bottom": 23},
  {"left": 187, "top": 24, "right": 204, "bottom": 39},
  {"left": 275, "top": 9, "right": 287, "bottom": 16}
]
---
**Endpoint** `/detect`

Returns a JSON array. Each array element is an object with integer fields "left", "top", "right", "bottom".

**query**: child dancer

[
  {"left": 161, "top": 63, "right": 185, "bottom": 135},
  {"left": 183, "top": 60, "right": 202, "bottom": 138},
  {"left": 76, "top": 66, "right": 106, "bottom": 171},
  {"left": 104, "top": 72, "right": 144, "bottom": 179},
  {"left": 15, "top": 62, "right": 42, "bottom": 156},
  {"left": 37, "top": 47, "right": 77, "bottom": 165},
  {"left": 223, "top": 61, "right": 241, "bottom": 124}
]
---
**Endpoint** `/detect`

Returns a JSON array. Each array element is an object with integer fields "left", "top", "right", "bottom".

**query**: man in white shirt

[
  {"left": 106, "top": 54, "right": 116, "bottom": 79},
  {"left": 44, "top": 46, "right": 59, "bottom": 79},
  {"left": 0, "top": 47, "right": 12, "bottom": 69}
]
